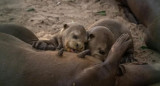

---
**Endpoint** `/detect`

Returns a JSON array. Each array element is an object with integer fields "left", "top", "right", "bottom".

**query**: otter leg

[
  {"left": 72, "top": 34, "right": 131, "bottom": 86},
  {"left": 32, "top": 36, "right": 58, "bottom": 50},
  {"left": 32, "top": 40, "right": 56, "bottom": 50},
  {"left": 77, "top": 49, "right": 91, "bottom": 58},
  {"left": 32, "top": 40, "right": 48, "bottom": 50},
  {"left": 117, "top": 63, "right": 160, "bottom": 86},
  {"left": 56, "top": 36, "right": 63, "bottom": 50},
  {"left": 123, "top": 8, "right": 138, "bottom": 24},
  {"left": 46, "top": 44, "right": 56, "bottom": 50},
  {"left": 57, "top": 48, "right": 64, "bottom": 57}
]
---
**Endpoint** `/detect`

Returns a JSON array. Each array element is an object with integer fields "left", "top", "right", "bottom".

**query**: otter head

[
  {"left": 88, "top": 26, "right": 115, "bottom": 61},
  {"left": 61, "top": 23, "right": 88, "bottom": 52}
]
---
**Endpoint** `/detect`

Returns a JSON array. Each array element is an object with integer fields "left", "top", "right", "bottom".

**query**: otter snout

[
  {"left": 67, "top": 41, "right": 84, "bottom": 52},
  {"left": 74, "top": 42, "right": 84, "bottom": 51},
  {"left": 90, "top": 47, "right": 107, "bottom": 61}
]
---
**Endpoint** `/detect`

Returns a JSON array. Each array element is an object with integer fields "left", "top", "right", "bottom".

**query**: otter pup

[
  {"left": 32, "top": 23, "right": 88, "bottom": 56},
  {"left": 78, "top": 19, "right": 135, "bottom": 63}
]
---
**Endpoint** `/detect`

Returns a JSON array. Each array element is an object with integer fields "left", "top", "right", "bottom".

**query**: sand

[{"left": 0, "top": 0, "right": 160, "bottom": 63}]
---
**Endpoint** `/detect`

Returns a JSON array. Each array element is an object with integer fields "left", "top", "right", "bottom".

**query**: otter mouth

[
  {"left": 65, "top": 41, "right": 83, "bottom": 53},
  {"left": 66, "top": 47, "right": 80, "bottom": 53}
]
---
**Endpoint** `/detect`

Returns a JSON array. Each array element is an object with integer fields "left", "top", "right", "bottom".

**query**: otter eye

[
  {"left": 89, "top": 34, "right": 95, "bottom": 39},
  {"left": 73, "top": 35, "right": 78, "bottom": 39}
]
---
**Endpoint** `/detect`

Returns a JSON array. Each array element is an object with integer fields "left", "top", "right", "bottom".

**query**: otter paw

[
  {"left": 77, "top": 53, "right": 86, "bottom": 58},
  {"left": 32, "top": 41, "right": 48, "bottom": 50},
  {"left": 110, "top": 34, "right": 132, "bottom": 57},
  {"left": 57, "top": 45, "right": 63, "bottom": 50},
  {"left": 46, "top": 44, "right": 56, "bottom": 50},
  {"left": 57, "top": 48, "right": 64, "bottom": 57},
  {"left": 77, "top": 49, "right": 90, "bottom": 58}
]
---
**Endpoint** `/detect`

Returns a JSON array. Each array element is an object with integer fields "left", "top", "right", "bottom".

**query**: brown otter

[
  {"left": 0, "top": 24, "right": 38, "bottom": 45},
  {"left": 32, "top": 23, "right": 88, "bottom": 56},
  {"left": 78, "top": 19, "right": 135, "bottom": 62},
  {"left": 0, "top": 32, "right": 160, "bottom": 86},
  {"left": 118, "top": 0, "right": 160, "bottom": 53}
]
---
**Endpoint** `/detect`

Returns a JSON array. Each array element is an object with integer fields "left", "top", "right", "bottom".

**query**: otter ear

[{"left": 63, "top": 24, "right": 69, "bottom": 30}]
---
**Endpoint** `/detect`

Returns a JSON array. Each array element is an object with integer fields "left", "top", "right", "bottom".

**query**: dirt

[{"left": 0, "top": 0, "right": 160, "bottom": 63}]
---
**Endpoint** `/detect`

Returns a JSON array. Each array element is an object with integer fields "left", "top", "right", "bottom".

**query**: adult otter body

[
  {"left": 79, "top": 19, "right": 134, "bottom": 62},
  {"left": 119, "top": 0, "right": 160, "bottom": 53},
  {"left": 0, "top": 32, "right": 160, "bottom": 86},
  {"left": 0, "top": 24, "right": 38, "bottom": 45},
  {"left": 32, "top": 23, "right": 88, "bottom": 53}
]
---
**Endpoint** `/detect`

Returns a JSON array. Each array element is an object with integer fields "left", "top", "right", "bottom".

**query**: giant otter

[
  {"left": 0, "top": 32, "right": 160, "bottom": 86},
  {"left": 118, "top": 0, "right": 160, "bottom": 53},
  {"left": 78, "top": 19, "right": 135, "bottom": 62},
  {"left": 32, "top": 23, "right": 88, "bottom": 54},
  {"left": 0, "top": 24, "right": 38, "bottom": 45}
]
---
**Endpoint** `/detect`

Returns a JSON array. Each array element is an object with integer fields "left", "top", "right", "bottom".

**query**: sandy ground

[{"left": 0, "top": 0, "right": 160, "bottom": 63}]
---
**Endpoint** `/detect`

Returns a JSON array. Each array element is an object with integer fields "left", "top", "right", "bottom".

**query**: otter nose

[
  {"left": 76, "top": 43, "right": 84, "bottom": 50},
  {"left": 99, "top": 50, "right": 105, "bottom": 55},
  {"left": 76, "top": 44, "right": 79, "bottom": 48}
]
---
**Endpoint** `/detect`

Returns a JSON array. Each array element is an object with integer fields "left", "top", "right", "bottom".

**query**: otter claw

[
  {"left": 77, "top": 49, "right": 91, "bottom": 58},
  {"left": 57, "top": 45, "right": 63, "bottom": 50},
  {"left": 32, "top": 41, "right": 48, "bottom": 50},
  {"left": 57, "top": 48, "right": 64, "bottom": 57}
]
